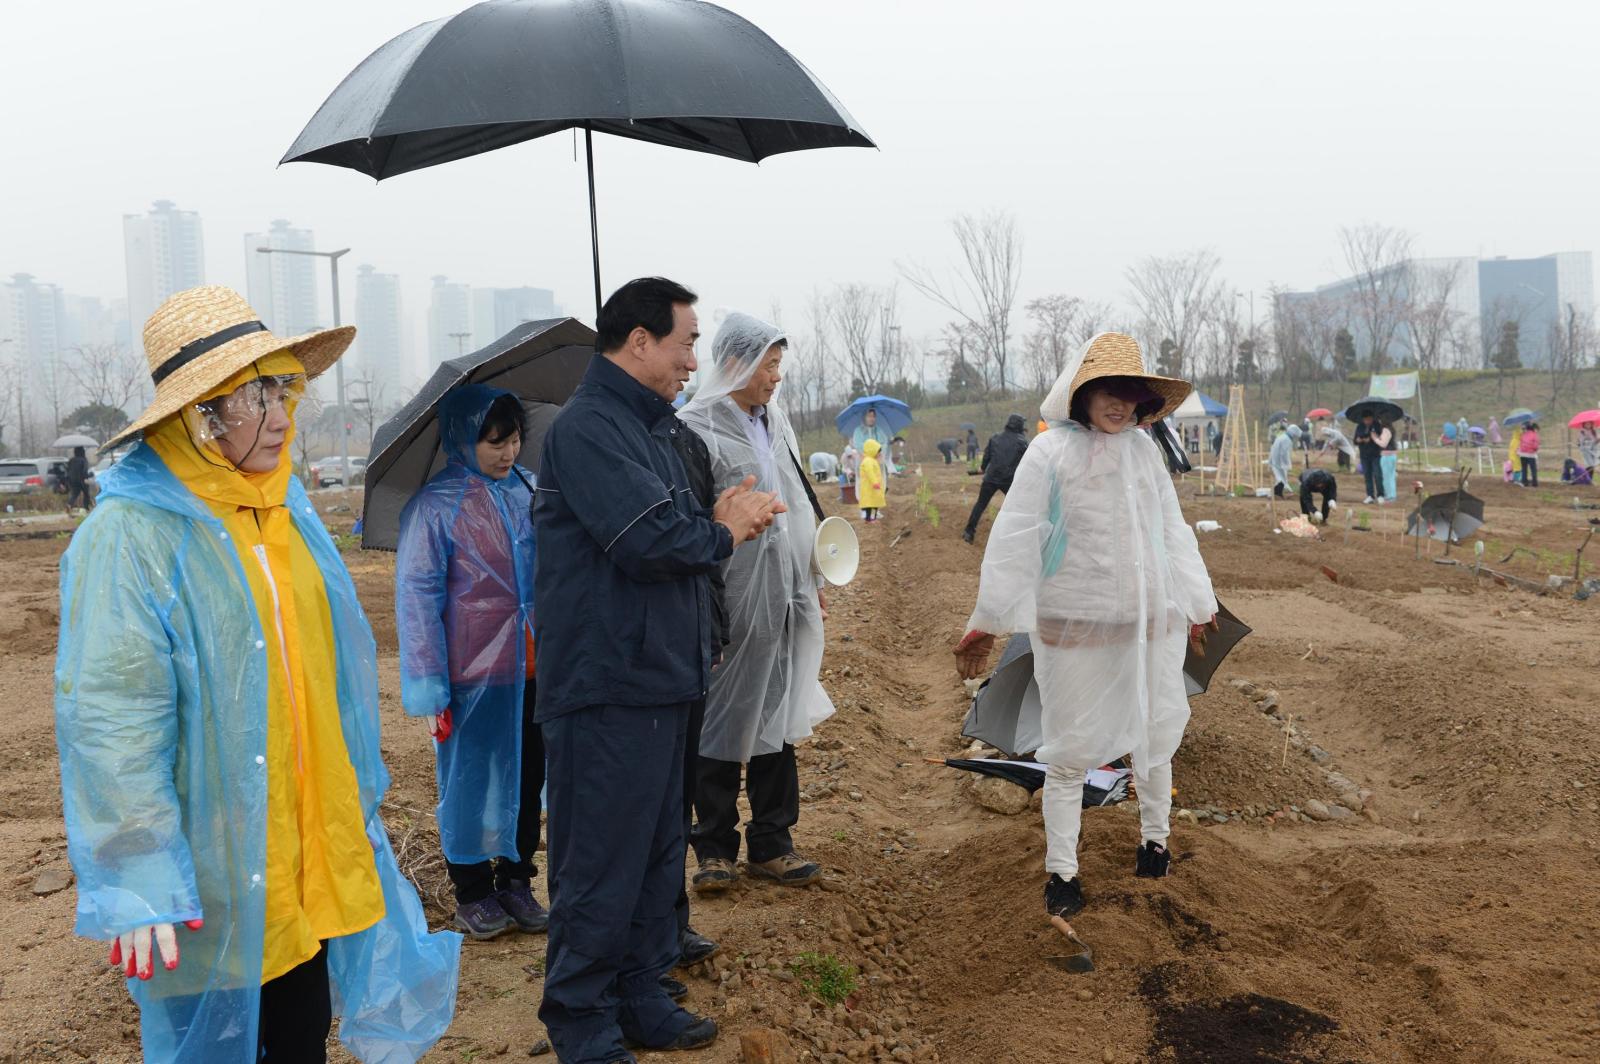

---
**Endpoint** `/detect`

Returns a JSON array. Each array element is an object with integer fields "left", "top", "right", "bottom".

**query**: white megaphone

[{"left": 812, "top": 515, "right": 860, "bottom": 586}]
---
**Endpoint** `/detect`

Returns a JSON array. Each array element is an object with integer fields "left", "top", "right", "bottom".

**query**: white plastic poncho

[
  {"left": 968, "top": 335, "right": 1217, "bottom": 770},
  {"left": 1268, "top": 425, "right": 1299, "bottom": 488},
  {"left": 679, "top": 313, "right": 835, "bottom": 762}
]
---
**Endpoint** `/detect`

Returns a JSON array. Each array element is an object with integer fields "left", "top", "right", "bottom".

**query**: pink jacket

[{"left": 1518, "top": 430, "right": 1540, "bottom": 457}]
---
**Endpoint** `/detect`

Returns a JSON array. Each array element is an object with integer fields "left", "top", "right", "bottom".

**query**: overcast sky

[{"left": 5, "top": 0, "right": 1598, "bottom": 372}]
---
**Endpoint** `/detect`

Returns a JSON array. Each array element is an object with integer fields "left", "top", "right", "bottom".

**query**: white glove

[{"left": 108, "top": 918, "right": 204, "bottom": 980}]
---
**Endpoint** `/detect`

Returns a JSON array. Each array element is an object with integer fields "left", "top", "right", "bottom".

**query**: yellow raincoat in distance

[{"left": 857, "top": 438, "right": 887, "bottom": 509}]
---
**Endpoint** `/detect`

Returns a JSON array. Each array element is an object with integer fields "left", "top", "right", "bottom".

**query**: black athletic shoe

[
  {"left": 1135, "top": 841, "right": 1171, "bottom": 879},
  {"left": 1044, "top": 874, "right": 1084, "bottom": 919},
  {"left": 676, "top": 927, "right": 719, "bottom": 968},
  {"left": 659, "top": 975, "right": 689, "bottom": 1002}
]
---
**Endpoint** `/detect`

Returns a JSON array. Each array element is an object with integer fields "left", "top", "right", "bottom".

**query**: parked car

[
  {"left": 0, "top": 458, "right": 54, "bottom": 494},
  {"left": 45, "top": 460, "right": 71, "bottom": 494},
  {"left": 309, "top": 455, "right": 368, "bottom": 488}
]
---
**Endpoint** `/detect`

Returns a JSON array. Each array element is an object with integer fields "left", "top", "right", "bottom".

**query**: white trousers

[{"left": 1042, "top": 760, "right": 1173, "bottom": 878}]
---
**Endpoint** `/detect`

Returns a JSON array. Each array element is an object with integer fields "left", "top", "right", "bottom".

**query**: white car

[
  {"left": 0, "top": 458, "right": 53, "bottom": 494},
  {"left": 309, "top": 455, "right": 368, "bottom": 488}
]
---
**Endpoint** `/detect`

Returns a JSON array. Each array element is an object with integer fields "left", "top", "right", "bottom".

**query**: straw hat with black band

[
  {"left": 104, "top": 285, "right": 354, "bottom": 452},
  {"left": 1039, "top": 332, "right": 1192, "bottom": 427}
]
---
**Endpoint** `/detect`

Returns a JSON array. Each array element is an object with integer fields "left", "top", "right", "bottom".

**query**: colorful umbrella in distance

[
  {"left": 1306, "top": 408, "right": 1333, "bottom": 419},
  {"left": 1504, "top": 408, "right": 1538, "bottom": 427},
  {"left": 1568, "top": 409, "right": 1600, "bottom": 429}
]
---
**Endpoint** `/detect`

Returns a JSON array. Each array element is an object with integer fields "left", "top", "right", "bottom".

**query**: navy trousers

[{"left": 540, "top": 703, "right": 693, "bottom": 1064}]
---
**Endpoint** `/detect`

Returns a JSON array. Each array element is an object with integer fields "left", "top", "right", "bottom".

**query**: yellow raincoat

[
  {"left": 1507, "top": 426, "right": 1523, "bottom": 473},
  {"left": 143, "top": 352, "right": 383, "bottom": 983},
  {"left": 857, "top": 439, "right": 887, "bottom": 509}
]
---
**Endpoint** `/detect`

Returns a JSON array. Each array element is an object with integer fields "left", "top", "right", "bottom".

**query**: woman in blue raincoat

[
  {"left": 396, "top": 385, "right": 543, "bottom": 939},
  {"left": 53, "top": 286, "right": 458, "bottom": 1064}
]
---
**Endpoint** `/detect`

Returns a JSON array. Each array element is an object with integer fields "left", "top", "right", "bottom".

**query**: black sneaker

[
  {"left": 1044, "top": 874, "right": 1084, "bottom": 919},
  {"left": 1135, "top": 841, "right": 1170, "bottom": 879},
  {"left": 496, "top": 880, "right": 550, "bottom": 932}
]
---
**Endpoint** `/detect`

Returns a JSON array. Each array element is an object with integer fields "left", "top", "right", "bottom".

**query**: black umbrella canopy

[
  {"left": 1408, "top": 491, "right": 1486, "bottom": 543},
  {"left": 1345, "top": 397, "right": 1404, "bottom": 424},
  {"left": 283, "top": 0, "right": 874, "bottom": 176},
  {"left": 962, "top": 602, "right": 1251, "bottom": 758},
  {"left": 361, "top": 317, "right": 595, "bottom": 550}
]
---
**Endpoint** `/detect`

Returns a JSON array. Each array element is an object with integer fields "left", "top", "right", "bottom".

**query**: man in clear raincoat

[
  {"left": 953, "top": 333, "right": 1217, "bottom": 922},
  {"left": 678, "top": 314, "right": 835, "bottom": 893},
  {"left": 53, "top": 285, "right": 458, "bottom": 1063},
  {"left": 1269, "top": 423, "right": 1300, "bottom": 497},
  {"left": 396, "top": 384, "right": 544, "bottom": 939}
]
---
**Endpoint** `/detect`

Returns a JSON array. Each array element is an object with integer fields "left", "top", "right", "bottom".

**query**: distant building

[
  {"left": 123, "top": 200, "right": 205, "bottom": 338},
  {"left": 471, "top": 286, "right": 560, "bottom": 348},
  {"left": 353, "top": 264, "right": 403, "bottom": 384},
  {"left": 1279, "top": 251, "right": 1595, "bottom": 369},
  {"left": 244, "top": 220, "right": 320, "bottom": 336},
  {"left": 1, "top": 273, "right": 67, "bottom": 365},
  {"left": 60, "top": 294, "right": 121, "bottom": 349},
  {"left": 427, "top": 276, "right": 473, "bottom": 366}
]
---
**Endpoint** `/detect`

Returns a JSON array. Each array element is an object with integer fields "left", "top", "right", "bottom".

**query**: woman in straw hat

[
  {"left": 952, "top": 333, "right": 1218, "bottom": 923},
  {"left": 52, "top": 286, "right": 458, "bottom": 1063}
]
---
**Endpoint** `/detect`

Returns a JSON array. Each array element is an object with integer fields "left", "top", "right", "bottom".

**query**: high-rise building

[
  {"left": 1476, "top": 253, "right": 1595, "bottom": 367},
  {"left": 123, "top": 200, "right": 205, "bottom": 338},
  {"left": 1, "top": 273, "right": 67, "bottom": 365},
  {"left": 60, "top": 294, "right": 121, "bottom": 349},
  {"left": 244, "top": 219, "right": 320, "bottom": 336},
  {"left": 428, "top": 276, "right": 473, "bottom": 366},
  {"left": 471, "top": 286, "right": 560, "bottom": 349},
  {"left": 353, "top": 264, "right": 403, "bottom": 384}
]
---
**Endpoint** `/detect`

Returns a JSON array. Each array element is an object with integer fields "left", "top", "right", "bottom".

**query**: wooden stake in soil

[{"left": 1281, "top": 714, "right": 1294, "bottom": 769}]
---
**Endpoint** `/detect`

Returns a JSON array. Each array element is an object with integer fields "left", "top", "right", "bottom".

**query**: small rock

[
  {"left": 30, "top": 869, "right": 72, "bottom": 896},
  {"left": 1325, "top": 804, "right": 1356, "bottom": 821},
  {"left": 1309, "top": 746, "right": 1333, "bottom": 765},
  {"left": 1338, "top": 792, "right": 1363, "bottom": 812},
  {"left": 740, "top": 1027, "right": 799, "bottom": 1064},
  {"left": 1074, "top": 988, "right": 1094, "bottom": 1002},
  {"left": 1216, "top": 937, "right": 1233, "bottom": 952},
  {"left": 847, "top": 790, "right": 864, "bottom": 802},
  {"left": 1229, "top": 679, "right": 1259, "bottom": 694},
  {"left": 1102, "top": 1048, "right": 1118, "bottom": 1063},
  {"left": 967, "top": 775, "right": 1031, "bottom": 815},
  {"left": 1410, "top": 809, "right": 1424, "bottom": 825},
  {"left": 528, "top": 1037, "right": 552, "bottom": 1056},
  {"left": 1303, "top": 799, "right": 1332, "bottom": 822}
]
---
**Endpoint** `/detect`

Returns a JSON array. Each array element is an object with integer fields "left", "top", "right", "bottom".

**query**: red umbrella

[
  {"left": 1306, "top": 407, "right": 1333, "bottom": 419},
  {"left": 1568, "top": 409, "right": 1600, "bottom": 429}
]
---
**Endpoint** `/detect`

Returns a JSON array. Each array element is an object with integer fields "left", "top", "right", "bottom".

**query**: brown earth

[{"left": 2, "top": 463, "right": 1598, "bottom": 1064}]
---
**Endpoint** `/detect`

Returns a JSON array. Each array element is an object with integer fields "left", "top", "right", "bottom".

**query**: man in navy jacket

[{"left": 533, "top": 277, "right": 782, "bottom": 1064}]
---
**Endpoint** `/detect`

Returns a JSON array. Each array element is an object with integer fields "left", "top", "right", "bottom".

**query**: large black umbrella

[
  {"left": 1345, "top": 397, "right": 1404, "bottom": 424},
  {"left": 962, "top": 602, "right": 1252, "bottom": 758},
  {"left": 282, "top": 0, "right": 875, "bottom": 316},
  {"left": 1406, "top": 491, "right": 1485, "bottom": 544},
  {"left": 361, "top": 317, "right": 595, "bottom": 550}
]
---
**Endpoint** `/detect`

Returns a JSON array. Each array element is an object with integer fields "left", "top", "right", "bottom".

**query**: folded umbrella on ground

[{"left": 936, "top": 759, "right": 1131, "bottom": 807}]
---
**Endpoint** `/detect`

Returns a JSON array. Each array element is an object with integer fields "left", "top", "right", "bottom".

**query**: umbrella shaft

[{"left": 586, "top": 126, "right": 602, "bottom": 326}]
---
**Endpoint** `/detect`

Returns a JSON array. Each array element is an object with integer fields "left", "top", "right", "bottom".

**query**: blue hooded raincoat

[
  {"left": 395, "top": 384, "right": 536, "bottom": 864},
  {"left": 53, "top": 444, "right": 460, "bottom": 1064}
]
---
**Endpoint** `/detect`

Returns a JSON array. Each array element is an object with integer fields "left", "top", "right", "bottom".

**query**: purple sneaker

[
  {"left": 453, "top": 894, "right": 514, "bottom": 940},
  {"left": 497, "top": 880, "right": 549, "bottom": 933}
]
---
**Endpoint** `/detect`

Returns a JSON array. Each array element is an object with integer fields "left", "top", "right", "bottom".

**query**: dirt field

[{"left": 2, "top": 460, "right": 1598, "bottom": 1064}]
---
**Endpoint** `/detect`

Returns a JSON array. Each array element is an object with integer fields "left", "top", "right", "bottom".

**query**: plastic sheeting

[
  {"left": 395, "top": 384, "right": 535, "bottom": 864},
  {"left": 55, "top": 443, "right": 458, "bottom": 1064},
  {"left": 679, "top": 313, "right": 833, "bottom": 762},
  {"left": 973, "top": 337, "right": 1216, "bottom": 771}
]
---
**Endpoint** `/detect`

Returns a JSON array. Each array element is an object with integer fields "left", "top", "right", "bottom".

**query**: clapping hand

[{"left": 714, "top": 475, "right": 787, "bottom": 545}]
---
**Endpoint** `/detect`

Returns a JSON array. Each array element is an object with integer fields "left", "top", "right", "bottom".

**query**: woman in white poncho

[
  {"left": 954, "top": 333, "right": 1218, "bottom": 922},
  {"left": 679, "top": 313, "right": 834, "bottom": 891}
]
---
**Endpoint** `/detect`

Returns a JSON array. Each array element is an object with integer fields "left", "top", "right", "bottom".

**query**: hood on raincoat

[
  {"left": 1004, "top": 414, "right": 1027, "bottom": 434},
  {"left": 1286, "top": 424, "right": 1302, "bottom": 441},
  {"left": 863, "top": 439, "right": 881, "bottom": 458},
  {"left": 439, "top": 383, "right": 520, "bottom": 476}
]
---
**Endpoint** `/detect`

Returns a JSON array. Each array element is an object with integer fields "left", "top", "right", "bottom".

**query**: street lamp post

[{"left": 256, "top": 245, "right": 352, "bottom": 489}]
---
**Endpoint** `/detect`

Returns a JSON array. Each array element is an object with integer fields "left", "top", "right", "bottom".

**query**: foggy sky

[{"left": 4, "top": 0, "right": 1598, "bottom": 372}]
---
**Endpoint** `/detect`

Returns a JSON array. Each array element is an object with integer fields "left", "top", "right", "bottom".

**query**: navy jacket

[
  {"left": 532, "top": 355, "right": 734, "bottom": 720},
  {"left": 981, "top": 415, "right": 1030, "bottom": 490}
]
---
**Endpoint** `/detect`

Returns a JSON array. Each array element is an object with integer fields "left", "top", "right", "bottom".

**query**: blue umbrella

[
  {"left": 1504, "top": 408, "right": 1537, "bottom": 427},
  {"left": 835, "top": 395, "right": 912, "bottom": 438}
]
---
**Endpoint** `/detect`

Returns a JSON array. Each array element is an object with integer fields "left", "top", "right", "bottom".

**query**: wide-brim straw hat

[
  {"left": 104, "top": 285, "right": 354, "bottom": 452},
  {"left": 1066, "top": 333, "right": 1192, "bottom": 424}
]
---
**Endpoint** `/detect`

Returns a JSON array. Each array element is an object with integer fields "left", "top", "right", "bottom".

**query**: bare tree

[
  {"left": 1021, "top": 294, "right": 1082, "bottom": 393},
  {"left": 1123, "top": 248, "right": 1222, "bottom": 381},
  {"left": 1338, "top": 223, "right": 1414, "bottom": 372},
  {"left": 831, "top": 283, "right": 902, "bottom": 395},
  {"left": 0, "top": 358, "right": 16, "bottom": 456},
  {"left": 64, "top": 344, "right": 144, "bottom": 416},
  {"left": 900, "top": 210, "right": 1023, "bottom": 393},
  {"left": 1405, "top": 261, "right": 1463, "bottom": 384},
  {"left": 293, "top": 389, "right": 325, "bottom": 482}
]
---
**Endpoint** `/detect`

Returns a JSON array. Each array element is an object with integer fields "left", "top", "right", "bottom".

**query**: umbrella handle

[{"left": 585, "top": 125, "right": 602, "bottom": 325}]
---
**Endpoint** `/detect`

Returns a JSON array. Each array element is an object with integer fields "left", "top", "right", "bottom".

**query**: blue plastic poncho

[
  {"left": 395, "top": 384, "right": 536, "bottom": 864},
  {"left": 53, "top": 444, "right": 460, "bottom": 1064}
]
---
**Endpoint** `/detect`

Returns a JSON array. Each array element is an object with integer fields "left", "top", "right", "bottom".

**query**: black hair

[
  {"left": 479, "top": 393, "right": 527, "bottom": 444},
  {"left": 1068, "top": 376, "right": 1162, "bottom": 429},
  {"left": 596, "top": 276, "right": 699, "bottom": 353},
  {"left": 72, "top": 446, "right": 85, "bottom": 457}
]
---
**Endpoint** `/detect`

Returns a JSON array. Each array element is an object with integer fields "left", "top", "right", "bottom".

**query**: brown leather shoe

[{"left": 748, "top": 852, "right": 822, "bottom": 887}]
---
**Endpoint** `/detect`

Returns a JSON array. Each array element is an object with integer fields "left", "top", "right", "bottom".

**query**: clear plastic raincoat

[
  {"left": 967, "top": 336, "right": 1217, "bottom": 771},
  {"left": 1268, "top": 424, "right": 1300, "bottom": 489},
  {"left": 396, "top": 384, "right": 536, "bottom": 864},
  {"left": 54, "top": 443, "right": 459, "bottom": 1064},
  {"left": 679, "top": 313, "right": 834, "bottom": 762}
]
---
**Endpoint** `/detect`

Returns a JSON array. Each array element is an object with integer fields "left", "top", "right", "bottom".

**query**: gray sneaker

[
  {"left": 748, "top": 852, "right": 822, "bottom": 887},
  {"left": 453, "top": 894, "right": 514, "bottom": 940},
  {"left": 497, "top": 880, "right": 549, "bottom": 933}
]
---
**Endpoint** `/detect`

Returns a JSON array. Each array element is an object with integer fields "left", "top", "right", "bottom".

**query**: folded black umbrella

[
  {"left": 961, "top": 601, "right": 1251, "bottom": 758},
  {"left": 1407, "top": 491, "right": 1485, "bottom": 543},
  {"left": 940, "top": 759, "right": 1131, "bottom": 807},
  {"left": 361, "top": 317, "right": 594, "bottom": 550}
]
